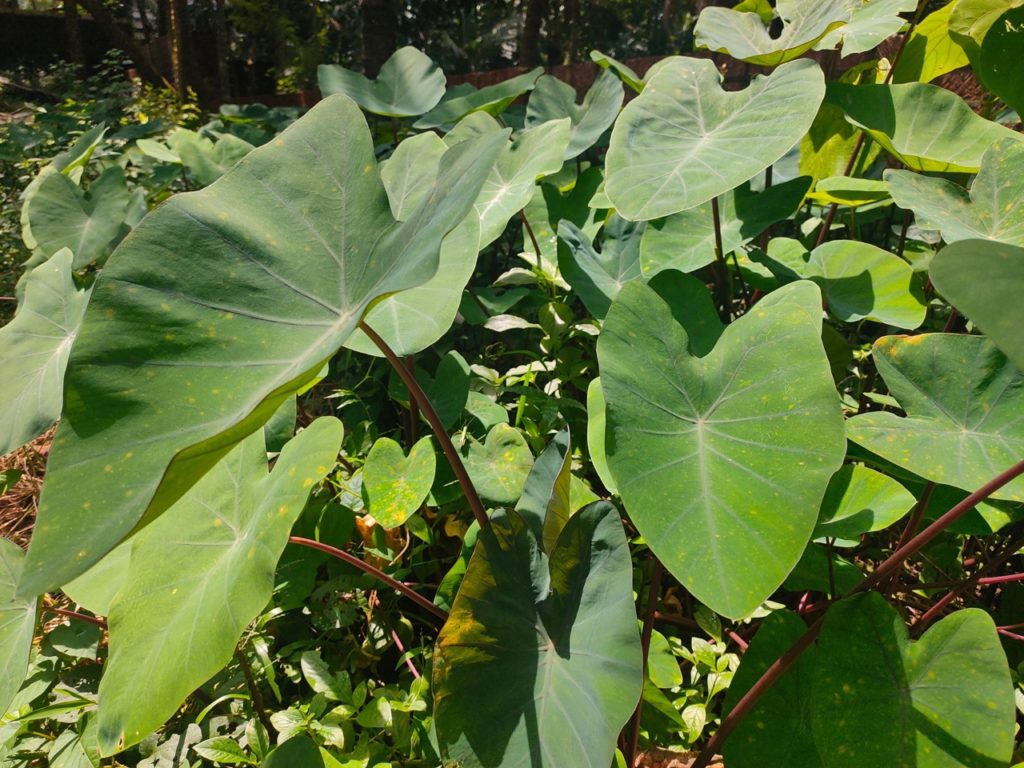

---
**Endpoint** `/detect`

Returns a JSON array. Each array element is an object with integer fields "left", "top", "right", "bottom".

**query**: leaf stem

[
  {"left": 691, "top": 457, "right": 1024, "bottom": 768},
  {"left": 626, "top": 558, "right": 663, "bottom": 767},
  {"left": 885, "top": 481, "right": 935, "bottom": 592},
  {"left": 520, "top": 210, "right": 543, "bottom": 273},
  {"left": 44, "top": 606, "right": 107, "bottom": 629},
  {"left": 289, "top": 536, "right": 448, "bottom": 622},
  {"left": 359, "top": 320, "right": 489, "bottom": 530},
  {"left": 235, "top": 645, "right": 273, "bottom": 733}
]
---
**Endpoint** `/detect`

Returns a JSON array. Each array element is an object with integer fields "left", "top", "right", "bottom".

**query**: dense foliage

[{"left": 2, "top": 1, "right": 1024, "bottom": 766}]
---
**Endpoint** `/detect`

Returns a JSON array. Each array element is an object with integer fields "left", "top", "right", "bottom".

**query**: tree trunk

[
  {"left": 519, "top": 0, "right": 547, "bottom": 67},
  {"left": 360, "top": 0, "right": 396, "bottom": 78},
  {"left": 135, "top": 0, "right": 153, "bottom": 42},
  {"left": 64, "top": 0, "right": 84, "bottom": 65},
  {"left": 76, "top": 0, "right": 162, "bottom": 82},
  {"left": 213, "top": 0, "right": 232, "bottom": 100},
  {"left": 168, "top": 0, "right": 187, "bottom": 99}
]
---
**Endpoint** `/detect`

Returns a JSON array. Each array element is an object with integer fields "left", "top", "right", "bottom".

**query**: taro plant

[{"left": 2, "top": 2, "right": 1024, "bottom": 766}]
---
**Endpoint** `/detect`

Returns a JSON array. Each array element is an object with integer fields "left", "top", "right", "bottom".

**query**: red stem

[
  {"left": 390, "top": 628, "right": 422, "bottom": 679},
  {"left": 359, "top": 321, "right": 489, "bottom": 530},
  {"left": 289, "top": 536, "right": 448, "bottom": 622},
  {"left": 45, "top": 606, "right": 107, "bottom": 629},
  {"left": 691, "top": 457, "right": 1024, "bottom": 768}
]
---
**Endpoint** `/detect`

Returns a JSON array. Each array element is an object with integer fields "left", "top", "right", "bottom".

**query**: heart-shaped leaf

[
  {"left": 558, "top": 215, "right": 643, "bottom": 319},
  {"left": 434, "top": 503, "right": 642, "bottom": 768},
  {"left": 18, "top": 95, "right": 503, "bottom": 597},
  {"left": 362, "top": 436, "right": 436, "bottom": 529},
  {"left": 639, "top": 177, "right": 811, "bottom": 276},
  {"left": 599, "top": 280, "right": 846, "bottom": 618},
  {"left": 525, "top": 70, "right": 623, "bottom": 160},
  {"left": 756, "top": 238, "right": 927, "bottom": 329},
  {"left": 460, "top": 423, "right": 534, "bottom": 505},
  {"left": 886, "top": 138, "right": 1024, "bottom": 247},
  {"left": 815, "top": 0, "right": 915, "bottom": 56},
  {"left": 811, "top": 593, "right": 1014, "bottom": 767},
  {"left": 414, "top": 68, "right": 544, "bottom": 130},
  {"left": 979, "top": 5, "right": 1024, "bottom": 117},
  {"left": 848, "top": 333, "right": 1024, "bottom": 501},
  {"left": 317, "top": 46, "right": 445, "bottom": 117},
  {"left": 606, "top": 57, "right": 824, "bottom": 220},
  {"left": 814, "top": 464, "right": 916, "bottom": 543},
  {"left": 930, "top": 239, "right": 1024, "bottom": 371},
  {"left": 0, "top": 539, "right": 36, "bottom": 717},
  {"left": 95, "top": 418, "right": 342, "bottom": 753},
  {"left": 826, "top": 81, "right": 1023, "bottom": 172},
  {"left": 695, "top": 0, "right": 854, "bottom": 65},
  {"left": 27, "top": 166, "right": 131, "bottom": 268},
  {"left": 723, "top": 596, "right": 1015, "bottom": 768},
  {"left": 0, "top": 249, "right": 92, "bottom": 454}
]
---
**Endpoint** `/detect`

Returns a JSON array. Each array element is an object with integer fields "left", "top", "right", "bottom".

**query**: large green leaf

[
  {"left": 757, "top": 238, "right": 926, "bottom": 329},
  {"left": 694, "top": 0, "right": 854, "bottom": 66},
  {"left": 344, "top": 129, "right": 486, "bottom": 356},
  {"left": 434, "top": 503, "right": 642, "bottom": 768},
  {"left": 606, "top": 58, "right": 824, "bottom": 220},
  {"left": 722, "top": 611, "right": 821, "bottom": 768},
  {"left": 724, "top": 596, "right": 1015, "bottom": 768},
  {"left": 447, "top": 115, "right": 570, "bottom": 248},
  {"left": 414, "top": 68, "right": 544, "bottom": 130},
  {"left": 891, "top": 2, "right": 971, "bottom": 83},
  {"left": 525, "top": 70, "right": 623, "bottom": 160},
  {"left": 979, "top": 6, "right": 1024, "bottom": 126},
  {"left": 20, "top": 123, "right": 107, "bottom": 251},
  {"left": 0, "top": 539, "right": 36, "bottom": 717},
  {"left": 598, "top": 280, "right": 846, "bottom": 618},
  {"left": 0, "top": 249, "right": 92, "bottom": 455},
  {"left": 815, "top": 0, "right": 915, "bottom": 56},
  {"left": 27, "top": 166, "right": 130, "bottom": 268},
  {"left": 847, "top": 333, "right": 1024, "bottom": 502},
  {"left": 345, "top": 215, "right": 482, "bottom": 356},
  {"left": 18, "top": 95, "right": 503, "bottom": 596},
  {"left": 95, "top": 418, "right": 342, "bottom": 753},
  {"left": 826, "top": 81, "right": 1023, "bottom": 172},
  {"left": 885, "top": 138, "right": 1024, "bottom": 247},
  {"left": 930, "top": 239, "right": 1024, "bottom": 371},
  {"left": 317, "top": 47, "right": 445, "bottom": 117},
  {"left": 811, "top": 593, "right": 1014, "bottom": 767},
  {"left": 557, "top": 215, "right": 643, "bottom": 319},
  {"left": 362, "top": 436, "right": 435, "bottom": 529},
  {"left": 638, "top": 177, "right": 811, "bottom": 276}
]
